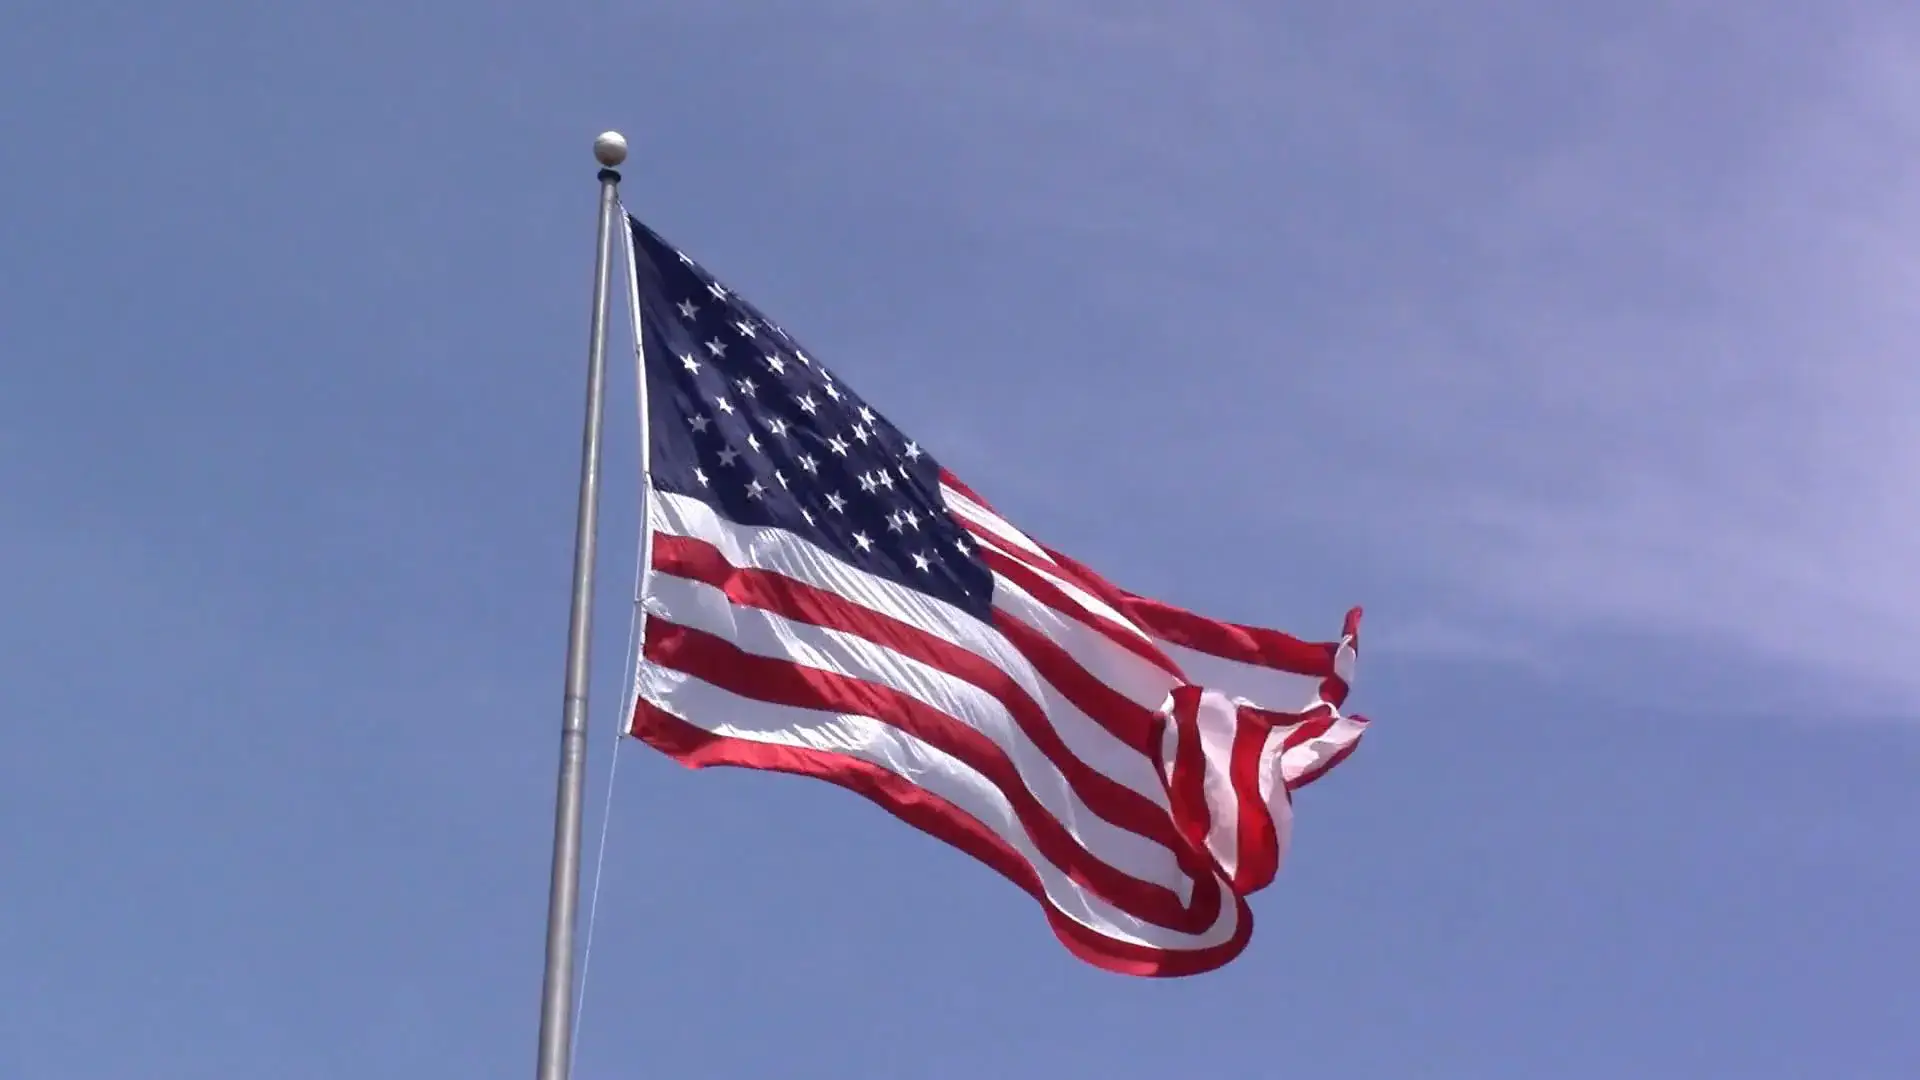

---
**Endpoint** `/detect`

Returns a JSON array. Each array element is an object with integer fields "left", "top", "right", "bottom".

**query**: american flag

[{"left": 623, "top": 214, "right": 1368, "bottom": 976}]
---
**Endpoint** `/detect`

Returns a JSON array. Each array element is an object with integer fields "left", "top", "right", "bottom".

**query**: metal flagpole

[{"left": 535, "top": 129, "right": 628, "bottom": 1080}]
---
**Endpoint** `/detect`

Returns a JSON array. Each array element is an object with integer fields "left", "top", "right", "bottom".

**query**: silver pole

[{"left": 535, "top": 130, "right": 628, "bottom": 1080}]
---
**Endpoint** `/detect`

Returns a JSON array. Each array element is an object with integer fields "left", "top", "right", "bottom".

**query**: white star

[
  {"left": 734, "top": 319, "right": 758, "bottom": 339},
  {"left": 827, "top": 436, "right": 850, "bottom": 456},
  {"left": 774, "top": 470, "right": 789, "bottom": 489},
  {"left": 886, "top": 512, "right": 904, "bottom": 534},
  {"left": 852, "top": 531, "right": 874, "bottom": 552},
  {"left": 901, "top": 508, "right": 919, "bottom": 530},
  {"left": 795, "top": 350, "right": 812, "bottom": 366},
  {"left": 707, "top": 281, "right": 728, "bottom": 300},
  {"left": 797, "top": 453, "right": 819, "bottom": 474},
  {"left": 896, "top": 465, "right": 912, "bottom": 482},
  {"left": 677, "top": 250, "right": 696, "bottom": 266},
  {"left": 903, "top": 441, "right": 922, "bottom": 461},
  {"left": 705, "top": 338, "right": 727, "bottom": 357},
  {"left": 877, "top": 470, "right": 896, "bottom": 491},
  {"left": 824, "top": 383, "right": 843, "bottom": 401},
  {"left": 736, "top": 376, "right": 757, "bottom": 397},
  {"left": 953, "top": 535, "right": 970, "bottom": 555},
  {"left": 716, "top": 446, "right": 740, "bottom": 467},
  {"left": 693, "top": 467, "right": 709, "bottom": 487},
  {"left": 911, "top": 552, "right": 933, "bottom": 572},
  {"left": 714, "top": 396, "right": 735, "bottom": 415},
  {"left": 857, "top": 406, "right": 875, "bottom": 424},
  {"left": 766, "top": 417, "right": 790, "bottom": 438},
  {"left": 859, "top": 472, "right": 878, "bottom": 493},
  {"left": 850, "top": 425, "right": 871, "bottom": 444},
  {"left": 746, "top": 479, "right": 766, "bottom": 500},
  {"left": 746, "top": 433, "right": 762, "bottom": 453},
  {"left": 795, "top": 393, "right": 819, "bottom": 415},
  {"left": 826, "top": 492, "right": 848, "bottom": 513},
  {"left": 801, "top": 509, "right": 815, "bottom": 525},
  {"left": 766, "top": 354, "right": 787, "bottom": 374},
  {"left": 680, "top": 352, "right": 701, "bottom": 373},
  {"left": 688, "top": 414, "right": 711, "bottom": 434},
  {"left": 677, "top": 299, "right": 699, "bottom": 320}
]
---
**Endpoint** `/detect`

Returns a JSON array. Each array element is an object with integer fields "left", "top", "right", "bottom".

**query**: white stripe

[
  {"left": 645, "top": 569, "right": 1195, "bottom": 899},
  {"left": 967, "top": 530, "right": 1157, "bottom": 650},
  {"left": 939, "top": 484, "right": 1050, "bottom": 561},
  {"left": 637, "top": 666, "right": 1242, "bottom": 952},
  {"left": 649, "top": 490, "right": 1172, "bottom": 806},
  {"left": 1281, "top": 714, "right": 1367, "bottom": 784},
  {"left": 1257, "top": 726, "right": 1288, "bottom": 808},
  {"left": 1189, "top": 689, "right": 1244, "bottom": 882},
  {"left": 942, "top": 486, "right": 1157, "bottom": 647},
  {"left": 1257, "top": 726, "right": 1294, "bottom": 876},
  {"left": 652, "top": 491, "right": 976, "bottom": 648},
  {"left": 988, "top": 571, "right": 1178, "bottom": 711},
  {"left": 1153, "top": 639, "right": 1329, "bottom": 715},
  {"left": 940, "top": 484, "right": 1364, "bottom": 789},
  {"left": 1158, "top": 707, "right": 1180, "bottom": 785}
]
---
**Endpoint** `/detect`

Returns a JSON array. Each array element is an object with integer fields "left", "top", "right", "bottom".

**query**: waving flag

[{"left": 624, "top": 214, "right": 1368, "bottom": 975}]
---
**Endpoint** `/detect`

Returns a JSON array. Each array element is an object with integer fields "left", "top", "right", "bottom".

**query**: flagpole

[{"left": 535, "top": 130, "right": 628, "bottom": 1080}]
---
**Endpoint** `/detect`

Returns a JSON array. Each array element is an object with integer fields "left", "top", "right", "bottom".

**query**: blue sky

[{"left": 4, "top": 2, "right": 1917, "bottom": 1076}]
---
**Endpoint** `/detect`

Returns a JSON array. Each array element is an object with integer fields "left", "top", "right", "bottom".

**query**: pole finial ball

[{"left": 593, "top": 131, "right": 628, "bottom": 168}]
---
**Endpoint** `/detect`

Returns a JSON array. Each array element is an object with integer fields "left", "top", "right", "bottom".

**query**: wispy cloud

[
  {"left": 795, "top": 0, "right": 1920, "bottom": 708},
  {"left": 1388, "top": 8, "right": 1920, "bottom": 701}
]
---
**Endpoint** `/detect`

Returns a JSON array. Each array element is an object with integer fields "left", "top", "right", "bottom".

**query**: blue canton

[{"left": 629, "top": 216, "right": 995, "bottom": 619}]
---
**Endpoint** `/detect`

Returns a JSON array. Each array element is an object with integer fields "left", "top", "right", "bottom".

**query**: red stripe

[
  {"left": 1288, "top": 721, "right": 1366, "bottom": 791},
  {"left": 937, "top": 469, "right": 994, "bottom": 511},
  {"left": 988, "top": 611, "right": 1162, "bottom": 753},
  {"left": 939, "top": 482, "right": 1151, "bottom": 665},
  {"left": 631, "top": 699, "right": 1254, "bottom": 976},
  {"left": 1115, "top": 588, "right": 1361, "bottom": 710},
  {"left": 1122, "top": 592, "right": 1342, "bottom": 675},
  {"left": 941, "top": 482, "right": 1361, "bottom": 719},
  {"left": 1040, "top": 548, "right": 1355, "bottom": 707},
  {"left": 936, "top": 487, "right": 1138, "bottom": 631},
  {"left": 643, "top": 477, "right": 1367, "bottom": 973},
  {"left": 946, "top": 488, "right": 1359, "bottom": 713},
  {"left": 1164, "top": 690, "right": 1283, "bottom": 893},
  {"left": 1278, "top": 708, "right": 1337, "bottom": 752},
  {"left": 1237, "top": 701, "right": 1358, "bottom": 801},
  {"left": 974, "top": 543, "right": 1184, "bottom": 680},
  {"left": 642, "top": 618, "right": 1224, "bottom": 934},
  {"left": 1039, "top": 544, "right": 1184, "bottom": 643},
  {"left": 1164, "top": 687, "right": 1214, "bottom": 872},
  {"left": 652, "top": 534, "right": 1180, "bottom": 850},
  {"left": 1227, "top": 706, "right": 1280, "bottom": 893},
  {"left": 936, "top": 465, "right": 1359, "bottom": 703}
]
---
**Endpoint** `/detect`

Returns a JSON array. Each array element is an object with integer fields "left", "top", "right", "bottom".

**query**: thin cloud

[
  {"left": 1403, "top": 10, "right": 1920, "bottom": 702},
  {"left": 801, "top": 0, "right": 1920, "bottom": 708}
]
